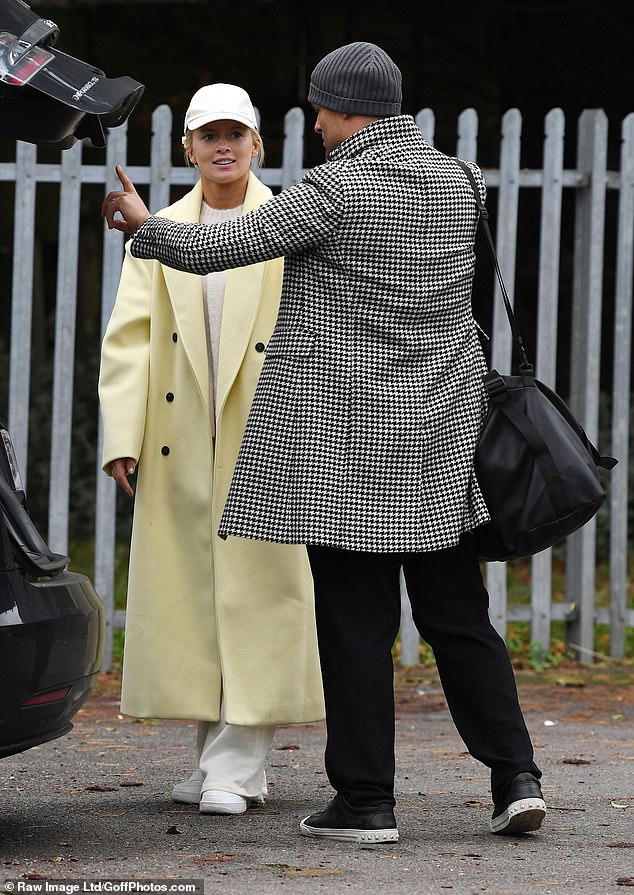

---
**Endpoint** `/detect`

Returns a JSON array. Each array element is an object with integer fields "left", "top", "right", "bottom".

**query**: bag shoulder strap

[{"left": 455, "top": 158, "right": 530, "bottom": 369}]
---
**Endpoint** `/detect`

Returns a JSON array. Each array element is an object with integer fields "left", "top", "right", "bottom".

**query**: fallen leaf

[
  {"left": 22, "top": 873, "right": 46, "bottom": 880},
  {"left": 617, "top": 879, "right": 634, "bottom": 887},
  {"left": 119, "top": 781, "right": 143, "bottom": 787},
  {"left": 608, "top": 843, "right": 634, "bottom": 848},
  {"left": 563, "top": 758, "right": 591, "bottom": 765},
  {"left": 463, "top": 800, "right": 490, "bottom": 808},
  {"left": 165, "top": 826, "right": 184, "bottom": 835},
  {"left": 280, "top": 868, "right": 343, "bottom": 878},
  {"left": 49, "top": 857, "right": 64, "bottom": 864},
  {"left": 276, "top": 744, "right": 300, "bottom": 750},
  {"left": 85, "top": 785, "right": 117, "bottom": 792},
  {"left": 193, "top": 854, "right": 234, "bottom": 864},
  {"left": 611, "top": 802, "right": 631, "bottom": 810}
]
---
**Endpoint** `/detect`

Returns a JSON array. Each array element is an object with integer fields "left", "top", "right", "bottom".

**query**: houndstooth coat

[{"left": 131, "top": 115, "right": 490, "bottom": 552}]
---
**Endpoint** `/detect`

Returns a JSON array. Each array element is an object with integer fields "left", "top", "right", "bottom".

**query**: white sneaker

[
  {"left": 200, "top": 789, "right": 247, "bottom": 815},
  {"left": 171, "top": 771, "right": 204, "bottom": 804},
  {"left": 172, "top": 770, "right": 267, "bottom": 806}
]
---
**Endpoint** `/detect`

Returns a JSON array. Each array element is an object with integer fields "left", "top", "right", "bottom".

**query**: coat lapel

[
  {"left": 216, "top": 174, "right": 271, "bottom": 413},
  {"left": 159, "top": 174, "right": 274, "bottom": 417},
  {"left": 160, "top": 183, "right": 210, "bottom": 410}
]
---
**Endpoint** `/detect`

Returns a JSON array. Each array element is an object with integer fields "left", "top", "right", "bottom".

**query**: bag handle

[{"left": 455, "top": 159, "right": 531, "bottom": 370}]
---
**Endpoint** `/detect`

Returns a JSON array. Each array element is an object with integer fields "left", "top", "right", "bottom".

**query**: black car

[{"left": 0, "top": 424, "right": 105, "bottom": 758}]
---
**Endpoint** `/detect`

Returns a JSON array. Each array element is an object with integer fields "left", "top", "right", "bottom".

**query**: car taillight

[
  {"left": 0, "top": 31, "right": 54, "bottom": 87},
  {"left": 21, "top": 686, "right": 71, "bottom": 707}
]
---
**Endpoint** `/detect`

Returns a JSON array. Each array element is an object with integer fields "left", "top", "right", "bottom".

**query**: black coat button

[
  {"left": 166, "top": 392, "right": 174, "bottom": 402},
  {"left": 161, "top": 446, "right": 170, "bottom": 456},
  {"left": 255, "top": 342, "right": 265, "bottom": 353},
  {"left": 172, "top": 332, "right": 178, "bottom": 342}
]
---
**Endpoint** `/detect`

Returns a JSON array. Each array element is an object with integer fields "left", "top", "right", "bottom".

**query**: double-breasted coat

[
  {"left": 130, "top": 115, "right": 491, "bottom": 553},
  {"left": 98, "top": 174, "right": 325, "bottom": 724}
]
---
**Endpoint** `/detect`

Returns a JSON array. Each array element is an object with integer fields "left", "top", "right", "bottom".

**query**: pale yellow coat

[{"left": 98, "top": 174, "right": 324, "bottom": 725}]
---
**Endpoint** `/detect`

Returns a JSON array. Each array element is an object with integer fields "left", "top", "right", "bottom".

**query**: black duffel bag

[
  {"left": 455, "top": 159, "right": 617, "bottom": 561},
  {"left": 473, "top": 365, "right": 616, "bottom": 561}
]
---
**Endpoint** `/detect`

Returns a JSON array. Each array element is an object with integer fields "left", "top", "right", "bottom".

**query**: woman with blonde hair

[{"left": 98, "top": 83, "right": 324, "bottom": 816}]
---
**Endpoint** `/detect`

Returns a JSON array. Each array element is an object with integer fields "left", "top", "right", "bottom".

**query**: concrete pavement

[{"left": 1, "top": 667, "right": 633, "bottom": 894}]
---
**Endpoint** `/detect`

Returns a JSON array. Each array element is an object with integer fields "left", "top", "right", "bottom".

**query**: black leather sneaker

[
  {"left": 300, "top": 796, "right": 399, "bottom": 843},
  {"left": 491, "top": 772, "right": 546, "bottom": 834}
]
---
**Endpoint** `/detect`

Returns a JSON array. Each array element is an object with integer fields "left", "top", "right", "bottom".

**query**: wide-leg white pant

[{"left": 196, "top": 707, "right": 275, "bottom": 799}]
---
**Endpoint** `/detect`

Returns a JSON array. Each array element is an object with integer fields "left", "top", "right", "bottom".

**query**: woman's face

[{"left": 187, "top": 119, "right": 257, "bottom": 188}]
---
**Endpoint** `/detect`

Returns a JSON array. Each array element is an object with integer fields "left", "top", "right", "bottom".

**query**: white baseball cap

[{"left": 183, "top": 83, "right": 258, "bottom": 135}]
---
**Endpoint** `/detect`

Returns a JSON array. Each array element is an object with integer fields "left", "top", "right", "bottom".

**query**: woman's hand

[
  {"left": 102, "top": 165, "right": 151, "bottom": 234},
  {"left": 108, "top": 457, "right": 137, "bottom": 497}
]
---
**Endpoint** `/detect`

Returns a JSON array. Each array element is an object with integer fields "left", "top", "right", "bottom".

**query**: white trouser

[{"left": 196, "top": 708, "right": 275, "bottom": 799}]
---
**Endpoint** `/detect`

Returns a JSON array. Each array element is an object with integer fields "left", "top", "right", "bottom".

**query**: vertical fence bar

[
  {"left": 400, "top": 107, "right": 476, "bottom": 662},
  {"left": 8, "top": 141, "right": 37, "bottom": 481},
  {"left": 94, "top": 124, "right": 128, "bottom": 671},
  {"left": 48, "top": 142, "right": 83, "bottom": 555},
  {"left": 281, "top": 107, "right": 305, "bottom": 188},
  {"left": 456, "top": 108, "right": 479, "bottom": 162},
  {"left": 149, "top": 105, "right": 173, "bottom": 213},
  {"left": 566, "top": 110, "right": 608, "bottom": 663},
  {"left": 486, "top": 109, "right": 523, "bottom": 637},
  {"left": 399, "top": 569, "right": 420, "bottom": 665},
  {"left": 416, "top": 108, "right": 435, "bottom": 145},
  {"left": 531, "top": 109, "right": 566, "bottom": 649},
  {"left": 609, "top": 112, "right": 634, "bottom": 658}
]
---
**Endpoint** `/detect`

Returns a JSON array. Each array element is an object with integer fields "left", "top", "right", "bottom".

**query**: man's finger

[{"left": 116, "top": 164, "right": 137, "bottom": 194}]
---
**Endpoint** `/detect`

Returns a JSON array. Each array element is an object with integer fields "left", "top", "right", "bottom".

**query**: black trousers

[{"left": 307, "top": 535, "right": 541, "bottom": 809}]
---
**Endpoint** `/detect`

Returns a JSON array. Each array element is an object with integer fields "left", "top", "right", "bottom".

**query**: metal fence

[{"left": 1, "top": 104, "right": 633, "bottom": 670}]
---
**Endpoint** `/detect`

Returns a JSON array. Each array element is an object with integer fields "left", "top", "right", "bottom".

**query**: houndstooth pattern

[{"left": 132, "top": 115, "right": 490, "bottom": 552}]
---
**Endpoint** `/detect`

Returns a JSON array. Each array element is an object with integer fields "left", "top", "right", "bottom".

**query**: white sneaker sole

[
  {"left": 172, "top": 786, "right": 265, "bottom": 807},
  {"left": 299, "top": 818, "right": 399, "bottom": 843},
  {"left": 491, "top": 797, "right": 546, "bottom": 834},
  {"left": 200, "top": 800, "right": 247, "bottom": 815}
]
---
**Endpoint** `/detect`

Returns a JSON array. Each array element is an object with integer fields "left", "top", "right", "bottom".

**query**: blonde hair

[{"left": 182, "top": 126, "right": 264, "bottom": 168}]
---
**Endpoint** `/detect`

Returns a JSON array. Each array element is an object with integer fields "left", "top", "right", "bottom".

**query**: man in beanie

[{"left": 103, "top": 41, "right": 546, "bottom": 843}]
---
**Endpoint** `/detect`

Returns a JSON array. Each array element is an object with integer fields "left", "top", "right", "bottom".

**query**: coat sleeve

[
  {"left": 129, "top": 163, "right": 345, "bottom": 275},
  {"left": 98, "top": 244, "right": 153, "bottom": 472}
]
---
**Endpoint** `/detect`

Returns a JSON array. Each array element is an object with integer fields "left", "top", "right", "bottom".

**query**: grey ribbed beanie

[{"left": 308, "top": 42, "right": 402, "bottom": 117}]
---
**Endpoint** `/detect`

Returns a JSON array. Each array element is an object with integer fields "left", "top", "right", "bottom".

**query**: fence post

[
  {"left": 456, "top": 108, "right": 478, "bottom": 162},
  {"left": 399, "top": 569, "right": 420, "bottom": 665},
  {"left": 609, "top": 112, "right": 634, "bottom": 658},
  {"left": 566, "top": 109, "right": 608, "bottom": 663},
  {"left": 281, "top": 108, "right": 305, "bottom": 188},
  {"left": 94, "top": 124, "right": 128, "bottom": 671},
  {"left": 531, "top": 108, "right": 566, "bottom": 650},
  {"left": 8, "top": 141, "right": 37, "bottom": 481},
  {"left": 48, "top": 141, "right": 83, "bottom": 555},
  {"left": 486, "top": 109, "right": 523, "bottom": 638},
  {"left": 150, "top": 105, "right": 173, "bottom": 213},
  {"left": 416, "top": 108, "right": 435, "bottom": 145},
  {"left": 399, "top": 107, "right": 476, "bottom": 664}
]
